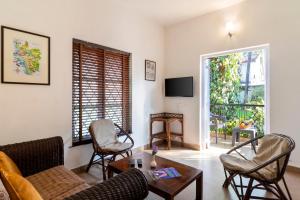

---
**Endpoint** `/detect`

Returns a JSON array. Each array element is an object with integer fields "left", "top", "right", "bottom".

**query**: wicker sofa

[{"left": 0, "top": 136, "right": 148, "bottom": 200}]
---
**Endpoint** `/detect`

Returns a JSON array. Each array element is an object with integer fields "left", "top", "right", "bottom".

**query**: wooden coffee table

[{"left": 107, "top": 152, "right": 203, "bottom": 200}]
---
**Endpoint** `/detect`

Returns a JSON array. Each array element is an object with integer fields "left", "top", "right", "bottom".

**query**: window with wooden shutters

[{"left": 72, "top": 39, "right": 131, "bottom": 146}]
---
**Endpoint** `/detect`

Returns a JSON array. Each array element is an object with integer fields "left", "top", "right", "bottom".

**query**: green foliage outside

[{"left": 209, "top": 52, "right": 265, "bottom": 137}]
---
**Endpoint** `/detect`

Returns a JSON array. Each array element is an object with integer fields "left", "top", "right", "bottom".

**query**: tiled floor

[{"left": 75, "top": 139, "right": 300, "bottom": 200}]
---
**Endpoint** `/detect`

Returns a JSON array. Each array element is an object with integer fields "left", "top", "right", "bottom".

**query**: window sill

[{"left": 71, "top": 138, "right": 92, "bottom": 147}]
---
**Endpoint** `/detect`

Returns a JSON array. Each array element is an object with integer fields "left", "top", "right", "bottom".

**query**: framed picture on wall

[
  {"left": 145, "top": 59, "right": 156, "bottom": 81},
  {"left": 1, "top": 26, "right": 50, "bottom": 85}
]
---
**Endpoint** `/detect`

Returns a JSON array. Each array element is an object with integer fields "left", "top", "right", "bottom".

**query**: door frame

[{"left": 199, "top": 44, "right": 270, "bottom": 149}]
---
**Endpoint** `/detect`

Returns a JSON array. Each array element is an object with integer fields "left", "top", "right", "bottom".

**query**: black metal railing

[{"left": 210, "top": 103, "right": 265, "bottom": 136}]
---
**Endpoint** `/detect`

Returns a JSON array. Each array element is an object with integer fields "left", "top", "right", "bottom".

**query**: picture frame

[
  {"left": 145, "top": 59, "right": 156, "bottom": 81},
  {"left": 1, "top": 26, "right": 50, "bottom": 85}
]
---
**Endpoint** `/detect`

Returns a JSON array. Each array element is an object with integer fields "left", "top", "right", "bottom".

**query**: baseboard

[
  {"left": 143, "top": 140, "right": 164, "bottom": 149},
  {"left": 183, "top": 142, "right": 200, "bottom": 150},
  {"left": 145, "top": 140, "right": 200, "bottom": 151},
  {"left": 72, "top": 164, "right": 87, "bottom": 173},
  {"left": 287, "top": 165, "right": 300, "bottom": 173}
]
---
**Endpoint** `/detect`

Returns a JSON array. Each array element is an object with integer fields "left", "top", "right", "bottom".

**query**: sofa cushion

[
  {"left": 1, "top": 171, "right": 43, "bottom": 200},
  {"left": 0, "top": 151, "right": 22, "bottom": 176},
  {"left": 26, "top": 166, "right": 90, "bottom": 200}
]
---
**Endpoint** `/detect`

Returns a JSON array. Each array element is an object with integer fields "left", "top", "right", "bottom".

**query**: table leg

[
  {"left": 196, "top": 172, "right": 203, "bottom": 200},
  {"left": 250, "top": 132, "right": 256, "bottom": 152},
  {"left": 232, "top": 130, "right": 235, "bottom": 146},
  {"left": 107, "top": 166, "right": 113, "bottom": 179},
  {"left": 167, "top": 122, "right": 171, "bottom": 150},
  {"left": 232, "top": 128, "right": 240, "bottom": 146}
]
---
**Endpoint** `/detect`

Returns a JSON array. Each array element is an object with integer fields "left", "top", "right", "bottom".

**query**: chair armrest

[
  {"left": 0, "top": 136, "right": 64, "bottom": 176},
  {"left": 65, "top": 168, "right": 148, "bottom": 200},
  {"left": 114, "top": 123, "right": 134, "bottom": 146}
]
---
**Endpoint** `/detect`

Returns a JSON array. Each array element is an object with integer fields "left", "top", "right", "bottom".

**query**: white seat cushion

[
  {"left": 220, "top": 154, "right": 274, "bottom": 180},
  {"left": 253, "top": 134, "right": 289, "bottom": 178},
  {"left": 220, "top": 134, "right": 291, "bottom": 181},
  {"left": 90, "top": 119, "right": 118, "bottom": 147},
  {"left": 102, "top": 142, "right": 132, "bottom": 152}
]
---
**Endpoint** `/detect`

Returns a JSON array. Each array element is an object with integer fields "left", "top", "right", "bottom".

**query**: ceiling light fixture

[{"left": 226, "top": 21, "right": 235, "bottom": 38}]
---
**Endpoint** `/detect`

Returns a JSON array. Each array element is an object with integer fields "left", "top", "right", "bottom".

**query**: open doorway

[{"left": 200, "top": 45, "right": 270, "bottom": 149}]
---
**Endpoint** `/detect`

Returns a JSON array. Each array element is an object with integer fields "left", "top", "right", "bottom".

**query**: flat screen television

[{"left": 165, "top": 76, "right": 193, "bottom": 97}]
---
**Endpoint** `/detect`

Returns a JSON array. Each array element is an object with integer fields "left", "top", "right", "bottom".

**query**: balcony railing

[{"left": 210, "top": 103, "right": 265, "bottom": 136}]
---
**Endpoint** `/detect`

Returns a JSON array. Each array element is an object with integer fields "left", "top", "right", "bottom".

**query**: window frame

[{"left": 72, "top": 39, "right": 132, "bottom": 146}]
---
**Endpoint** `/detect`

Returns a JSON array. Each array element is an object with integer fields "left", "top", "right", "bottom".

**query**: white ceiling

[{"left": 110, "top": 0, "right": 246, "bottom": 26}]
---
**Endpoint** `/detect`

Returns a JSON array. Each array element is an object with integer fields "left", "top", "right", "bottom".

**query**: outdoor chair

[
  {"left": 210, "top": 113, "right": 227, "bottom": 144},
  {"left": 220, "top": 133, "right": 295, "bottom": 200},
  {"left": 86, "top": 119, "right": 134, "bottom": 180}
]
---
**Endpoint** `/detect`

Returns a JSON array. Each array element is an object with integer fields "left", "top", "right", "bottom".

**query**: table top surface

[{"left": 108, "top": 152, "right": 202, "bottom": 197}]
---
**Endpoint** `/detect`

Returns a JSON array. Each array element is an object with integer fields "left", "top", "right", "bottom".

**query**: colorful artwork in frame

[
  {"left": 145, "top": 60, "right": 156, "bottom": 81},
  {"left": 1, "top": 26, "right": 50, "bottom": 85}
]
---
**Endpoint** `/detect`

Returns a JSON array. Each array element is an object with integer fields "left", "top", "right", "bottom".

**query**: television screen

[{"left": 165, "top": 77, "right": 193, "bottom": 97}]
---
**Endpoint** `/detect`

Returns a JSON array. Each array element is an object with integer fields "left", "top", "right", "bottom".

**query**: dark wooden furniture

[
  {"left": 0, "top": 137, "right": 148, "bottom": 200},
  {"left": 87, "top": 120, "right": 134, "bottom": 180},
  {"left": 150, "top": 113, "right": 184, "bottom": 150},
  {"left": 221, "top": 134, "right": 295, "bottom": 200},
  {"left": 232, "top": 127, "right": 258, "bottom": 151},
  {"left": 108, "top": 152, "right": 203, "bottom": 200},
  {"left": 210, "top": 113, "right": 226, "bottom": 144}
]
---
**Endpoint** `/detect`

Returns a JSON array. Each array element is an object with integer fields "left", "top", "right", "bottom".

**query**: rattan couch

[{"left": 0, "top": 136, "right": 148, "bottom": 200}]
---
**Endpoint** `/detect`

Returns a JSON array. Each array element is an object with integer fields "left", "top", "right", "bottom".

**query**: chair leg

[
  {"left": 150, "top": 137, "right": 153, "bottom": 148},
  {"left": 243, "top": 178, "right": 253, "bottom": 200},
  {"left": 282, "top": 176, "right": 293, "bottom": 200},
  {"left": 231, "top": 175, "right": 242, "bottom": 200},
  {"left": 126, "top": 151, "right": 129, "bottom": 157},
  {"left": 86, "top": 151, "right": 96, "bottom": 172},
  {"left": 223, "top": 171, "right": 236, "bottom": 188},
  {"left": 239, "top": 175, "right": 244, "bottom": 197},
  {"left": 274, "top": 182, "right": 288, "bottom": 200},
  {"left": 101, "top": 155, "right": 106, "bottom": 181},
  {"left": 112, "top": 155, "right": 116, "bottom": 162}
]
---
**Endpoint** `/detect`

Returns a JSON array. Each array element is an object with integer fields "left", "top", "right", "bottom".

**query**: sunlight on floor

[{"left": 143, "top": 140, "right": 258, "bottom": 200}]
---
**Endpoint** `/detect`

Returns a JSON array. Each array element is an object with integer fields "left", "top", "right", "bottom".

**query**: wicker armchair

[
  {"left": 0, "top": 137, "right": 148, "bottom": 200},
  {"left": 220, "top": 133, "right": 295, "bottom": 200},
  {"left": 86, "top": 119, "right": 134, "bottom": 180}
]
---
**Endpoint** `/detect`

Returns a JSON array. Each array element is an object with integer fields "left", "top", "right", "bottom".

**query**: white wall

[
  {"left": 0, "top": 0, "right": 165, "bottom": 169},
  {"left": 165, "top": 0, "right": 300, "bottom": 167}
]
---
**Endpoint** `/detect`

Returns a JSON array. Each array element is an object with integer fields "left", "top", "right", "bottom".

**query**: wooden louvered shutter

[{"left": 72, "top": 39, "right": 131, "bottom": 146}]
